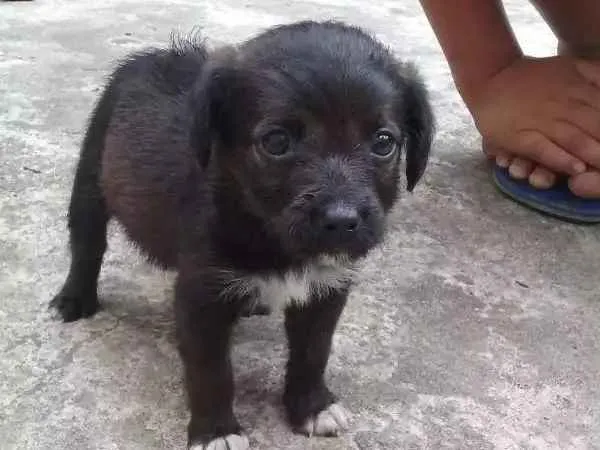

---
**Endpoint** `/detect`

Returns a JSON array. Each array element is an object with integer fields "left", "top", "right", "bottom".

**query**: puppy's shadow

[
  {"left": 97, "top": 277, "right": 291, "bottom": 430},
  {"left": 99, "top": 280, "right": 285, "bottom": 348}
]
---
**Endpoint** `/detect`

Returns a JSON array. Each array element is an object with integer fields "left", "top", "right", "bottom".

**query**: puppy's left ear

[
  {"left": 398, "top": 64, "right": 435, "bottom": 192},
  {"left": 189, "top": 50, "right": 241, "bottom": 168}
]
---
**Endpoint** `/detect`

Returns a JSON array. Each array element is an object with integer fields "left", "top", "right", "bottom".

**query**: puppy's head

[{"left": 190, "top": 21, "right": 434, "bottom": 261}]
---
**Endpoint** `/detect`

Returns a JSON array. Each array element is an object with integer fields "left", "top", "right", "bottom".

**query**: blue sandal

[{"left": 492, "top": 165, "right": 600, "bottom": 224}]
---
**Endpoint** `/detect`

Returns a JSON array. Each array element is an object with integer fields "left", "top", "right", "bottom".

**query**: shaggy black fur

[{"left": 50, "top": 20, "right": 434, "bottom": 447}]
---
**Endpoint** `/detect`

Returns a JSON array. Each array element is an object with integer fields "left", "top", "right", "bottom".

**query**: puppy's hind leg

[{"left": 50, "top": 91, "right": 113, "bottom": 322}]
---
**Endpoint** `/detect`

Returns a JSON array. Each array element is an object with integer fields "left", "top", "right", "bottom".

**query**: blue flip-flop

[{"left": 492, "top": 165, "right": 600, "bottom": 224}]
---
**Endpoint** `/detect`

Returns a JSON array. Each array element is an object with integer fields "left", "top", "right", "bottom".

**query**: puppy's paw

[
  {"left": 284, "top": 383, "right": 349, "bottom": 436},
  {"left": 300, "top": 403, "right": 351, "bottom": 437},
  {"left": 49, "top": 289, "right": 99, "bottom": 322},
  {"left": 189, "top": 434, "right": 250, "bottom": 450}
]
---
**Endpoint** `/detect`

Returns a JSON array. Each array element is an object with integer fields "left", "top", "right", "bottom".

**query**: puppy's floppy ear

[
  {"left": 189, "top": 51, "right": 240, "bottom": 168},
  {"left": 398, "top": 64, "right": 435, "bottom": 192}
]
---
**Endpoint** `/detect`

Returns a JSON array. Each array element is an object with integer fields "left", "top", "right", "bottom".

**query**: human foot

[
  {"left": 471, "top": 56, "right": 600, "bottom": 177},
  {"left": 481, "top": 57, "right": 600, "bottom": 198},
  {"left": 477, "top": 47, "right": 600, "bottom": 199}
]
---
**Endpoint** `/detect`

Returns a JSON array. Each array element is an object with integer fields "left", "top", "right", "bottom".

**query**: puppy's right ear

[{"left": 189, "top": 54, "right": 239, "bottom": 168}]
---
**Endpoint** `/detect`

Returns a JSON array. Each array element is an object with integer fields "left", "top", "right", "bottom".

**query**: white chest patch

[{"left": 221, "top": 256, "right": 357, "bottom": 308}]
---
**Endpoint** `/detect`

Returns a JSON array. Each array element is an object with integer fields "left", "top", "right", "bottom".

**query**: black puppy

[{"left": 50, "top": 20, "right": 434, "bottom": 449}]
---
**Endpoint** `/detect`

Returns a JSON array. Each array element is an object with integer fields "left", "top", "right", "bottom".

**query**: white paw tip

[
  {"left": 302, "top": 403, "right": 351, "bottom": 437},
  {"left": 190, "top": 434, "right": 249, "bottom": 450}
]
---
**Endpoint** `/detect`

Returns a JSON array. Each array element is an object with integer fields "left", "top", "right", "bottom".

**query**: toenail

[
  {"left": 529, "top": 172, "right": 552, "bottom": 189},
  {"left": 509, "top": 164, "right": 527, "bottom": 179},
  {"left": 496, "top": 155, "right": 510, "bottom": 168}
]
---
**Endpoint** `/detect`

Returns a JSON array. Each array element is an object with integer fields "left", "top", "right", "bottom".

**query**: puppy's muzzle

[
  {"left": 321, "top": 203, "right": 360, "bottom": 234},
  {"left": 313, "top": 200, "right": 377, "bottom": 256}
]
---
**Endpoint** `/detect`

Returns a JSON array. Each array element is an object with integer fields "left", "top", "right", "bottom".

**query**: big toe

[{"left": 568, "top": 171, "right": 600, "bottom": 198}]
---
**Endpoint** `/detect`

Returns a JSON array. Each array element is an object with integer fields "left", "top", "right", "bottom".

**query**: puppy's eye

[
  {"left": 260, "top": 129, "right": 291, "bottom": 157},
  {"left": 371, "top": 130, "right": 398, "bottom": 158}
]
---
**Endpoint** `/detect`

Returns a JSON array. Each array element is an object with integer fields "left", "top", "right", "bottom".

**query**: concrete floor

[{"left": 1, "top": 1, "right": 599, "bottom": 449}]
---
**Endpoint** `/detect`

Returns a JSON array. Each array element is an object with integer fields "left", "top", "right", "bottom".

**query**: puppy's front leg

[
  {"left": 283, "top": 288, "right": 351, "bottom": 437},
  {"left": 175, "top": 274, "right": 249, "bottom": 450}
]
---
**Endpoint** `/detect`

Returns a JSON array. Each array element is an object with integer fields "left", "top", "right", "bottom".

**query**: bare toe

[
  {"left": 482, "top": 140, "right": 511, "bottom": 164},
  {"left": 528, "top": 166, "right": 557, "bottom": 189},
  {"left": 495, "top": 153, "right": 512, "bottom": 168},
  {"left": 568, "top": 170, "right": 600, "bottom": 198},
  {"left": 508, "top": 157, "right": 535, "bottom": 179},
  {"left": 482, "top": 140, "right": 513, "bottom": 167}
]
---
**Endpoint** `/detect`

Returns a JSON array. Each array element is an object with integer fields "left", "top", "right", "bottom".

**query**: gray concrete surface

[{"left": 1, "top": 1, "right": 599, "bottom": 449}]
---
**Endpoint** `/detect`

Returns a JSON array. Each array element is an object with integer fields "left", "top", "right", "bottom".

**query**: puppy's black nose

[{"left": 322, "top": 204, "right": 360, "bottom": 233}]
